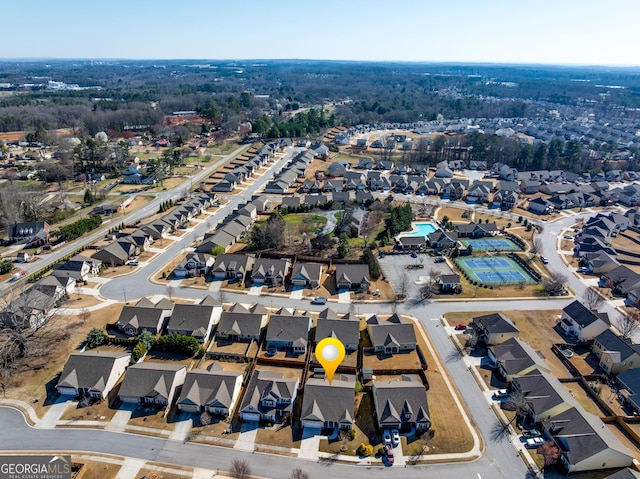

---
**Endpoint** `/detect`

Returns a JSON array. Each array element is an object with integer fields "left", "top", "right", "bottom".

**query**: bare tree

[
  {"left": 79, "top": 307, "right": 90, "bottom": 325},
  {"left": 398, "top": 272, "right": 410, "bottom": 299},
  {"left": 543, "top": 271, "right": 567, "bottom": 296},
  {"left": 503, "top": 390, "right": 531, "bottom": 431},
  {"left": 199, "top": 411, "right": 212, "bottom": 426},
  {"left": 617, "top": 310, "right": 640, "bottom": 339},
  {"left": 582, "top": 286, "right": 605, "bottom": 311},
  {"left": 229, "top": 458, "right": 251, "bottom": 479},
  {"left": 289, "top": 468, "right": 309, "bottom": 479},
  {"left": 217, "top": 290, "right": 227, "bottom": 306},
  {"left": 529, "top": 233, "right": 542, "bottom": 256}
]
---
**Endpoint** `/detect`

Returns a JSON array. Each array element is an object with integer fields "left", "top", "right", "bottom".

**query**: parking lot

[{"left": 378, "top": 253, "right": 456, "bottom": 298}]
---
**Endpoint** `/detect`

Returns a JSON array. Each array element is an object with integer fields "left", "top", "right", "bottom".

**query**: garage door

[{"left": 241, "top": 412, "right": 261, "bottom": 422}]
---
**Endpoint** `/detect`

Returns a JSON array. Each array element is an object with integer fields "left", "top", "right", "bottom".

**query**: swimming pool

[{"left": 398, "top": 222, "right": 437, "bottom": 238}]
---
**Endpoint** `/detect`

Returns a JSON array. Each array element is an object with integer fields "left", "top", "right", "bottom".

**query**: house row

[
  {"left": 210, "top": 139, "right": 288, "bottom": 193},
  {"left": 469, "top": 310, "right": 634, "bottom": 474},
  {"left": 195, "top": 203, "right": 256, "bottom": 254}
]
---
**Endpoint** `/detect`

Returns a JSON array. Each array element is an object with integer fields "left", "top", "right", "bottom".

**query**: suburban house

[
  {"left": 9, "top": 221, "right": 50, "bottom": 247},
  {"left": 36, "top": 275, "right": 76, "bottom": 295},
  {"left": 251, "top": 258, "right": 292, "bottom": 286},
  {"left": 196, "top": 231, "right": 235, "bottom": 254},
  {"left": 315, "top": 315, "right": 360, "bottom": 352},
  {"left": 210, "top": 254, "right": 255, "bottom": 282},
  {"left": 115, "top": 305, "right": 171, "bottom": 336},
  {"left": 1, "top": 288, "right": 58, "bottom": 330},
  {"left": 472, "top": 313, "right": 520, "bottom": 346},
  {"left": 166, "top": 303, "right": 221, "bottom": 343},
  {"left": 290, "top": 262, "right": 323, "bottom": 289},
  {"left": 265, "top": 314, "right": 312, "bottom": 355},
  {"left": 396, "top": 235, "right": 427, "bottom": 250},
  {"left": 559, "top": 300, "right": 610, "bottom": 341},
  {"left": 92, "top": 240, "right": 138, "bottom": 266},
  {"left": 300, "top": 376, "right": 355, "bottom": 432},
  {"left": 617, "top": 368, "right": 640, "bottom": 414},
  {"left": 335, "top": 264, "right": 370, "bottom": 291},
  {"left": 215, "top": 311, "right": 265, "bottom": 342},
  {"left": 52, "top": 254, "right": 101, "bottom": 281},
  {"left": 438, "top": 273, "right": 461, "bottom": 293},
  {"left": 488, "top": 337, "right": 550, "bottom": 382},
  {"left": 56, "top": 350, "right": 130, "bottom": 400},
  {"left": 542, "top": 407, "right": 634, "bottom": 473},
  {"left": 366, "top": 314, "right": 417, "bottom": 354},
  {"left": 601, "top": 266, "right": 640, "bottom": 296},
  {"left": 172, "top": 252, "right": 214, "bottom": 279},
  {"left": 176, "top": 364, "right": 243, "bottom": 416},
  {"left": 118, "top": 362, "right": 187, "bottom": 406},
  {"left": 592, "top": 329, "right": 640, "bottom": 375},
  {"left": 372, "top": 375, "right": 430, "bottom": 431},
  {"left": 528, "top": 197, "right": 552, "bottom": 215},
  {"left": 239, "top": 369, "right": 299, "bottom": 423},
  {"left": 511, "top": 370, "right": 578, "bottom": 422}
]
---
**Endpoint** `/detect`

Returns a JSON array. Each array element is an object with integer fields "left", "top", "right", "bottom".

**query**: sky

[{"left": 1, "top": 0, "right": 639, "bottom": 66}]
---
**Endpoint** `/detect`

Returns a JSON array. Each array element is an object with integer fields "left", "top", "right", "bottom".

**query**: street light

[{"left": 122, "top": 289, "right": 127, "bottom": 304}]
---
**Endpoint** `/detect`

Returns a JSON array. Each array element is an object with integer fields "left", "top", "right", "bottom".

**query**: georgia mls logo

[{"left": 0, "top": 455, "right": 71, "bottom": 479}]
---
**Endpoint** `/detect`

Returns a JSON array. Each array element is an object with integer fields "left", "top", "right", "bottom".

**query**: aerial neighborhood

[{"left": 3, "top": 59, "right": 640, "bottom": 479}]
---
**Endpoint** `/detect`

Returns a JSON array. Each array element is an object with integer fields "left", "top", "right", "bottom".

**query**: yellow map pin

[{"left": 316, "top": 337, "right": 345, "bottom": 384}]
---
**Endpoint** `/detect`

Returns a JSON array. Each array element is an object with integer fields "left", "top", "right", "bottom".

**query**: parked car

[
  {"left": 383, "top": 430, "right": 392, "bottom": 445},
  {"left": 434, "top": 256, "right": 446, "bottom": 263},
  {"left": 266, "top": 347, "right": 277, "bottom": 357},
  {"left": 492, "top": 389, "right": 509, "bottom": 400},
  {"left": 410, "top": 252, "right": 418, "bottom": 258},
  {"left": 384, "top": 443, "right": 394, "bottom": 465},
  {"left": 577, "top": 267, "right": 589, "bottom": 273},
  {"left": 523, "top": 429, "right": 541, "bottom": 438},
  {"left": 311, "top": 297, "right": 327, "bottom": 305},
  {"left": 391, "top": 429, "right": 400, "bottom": 445},
  {"left": 127, "top": 260, "right": 139, "bottom": 266},
  {"left": 525, "top": 437, "right": 545, "bottom": 448},
  {"left": 563, "top": 235, "right": 573, "bottom": 240},
  {"left": 539, "top": 256, "right": 549, "bottom": 264},
  {"left": 455, "top": 323, "right": 468, "bottom": 331}
]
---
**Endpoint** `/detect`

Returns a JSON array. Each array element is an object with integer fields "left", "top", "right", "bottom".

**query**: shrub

[
  {"left": 154, "top": 333, "right": 200, "bottom": 356},
  {"left": 86, "top": 328, "right": 108, "bottom": 348},
  {"left": 347, "top": 429, "right": 356, "bottom": 441},
  {"left": 132, "top": 342, "right": 147, "bottom": 362},
  {"left": 357, "top": 443, "right": 373, "bottom": 457},
  {"left": 354, "top": 381, "right": 363, "bottom": 393}
]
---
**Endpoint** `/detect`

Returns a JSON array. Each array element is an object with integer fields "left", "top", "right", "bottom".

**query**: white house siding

[
  {"left": 178, "top": 403, "right": 200, "bottom": 413},
  {"left": 241, "top": 412, "right": 261, "bottom": 422},
  {"left": 567, "top": 449, "right": 633, "bottom": 473},
  {"left": 57, "top": 386, "right": 77, "bottom": 396}
]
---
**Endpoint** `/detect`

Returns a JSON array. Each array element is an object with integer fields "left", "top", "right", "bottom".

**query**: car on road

[
  {"left": 563, "top": 235, "right": 574, "bottom": 240},
  {"left": 311, "top": 297, "right": 327, "bottom": 305},
  {"left": 522, "top": 429, "right": 541, "bottom": 438},
  {"left": 577, "top": 267, "right": 589, "bottom": 273},
  {"left": 492, "top": 389, "right": 509, "bottom": 400},
  {"left": 127, "top": 261, "right": 139, "bottom": 266},
  {"left": 384, "top": 443, "right": 394, "bottom": 465},
  {"left": 454, "top": 323, "right": 468, "bottom": 331},
  {"left": 391, "top": 429, "right": 400, "bottom": 445},
  {"left": 525, "top": 437, "right": 545, "bottom": 448},
  {"left": 434, "top": 256, "right": 446, "bottom": 263},
  {"left": 383, "top": 430, "right": 392, "bottom": 445},
  {"left": 539, "top": 256, "right": 549, "bottom": 264}
]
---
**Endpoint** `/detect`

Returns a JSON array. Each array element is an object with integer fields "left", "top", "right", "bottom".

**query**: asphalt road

[
  {"left": 0, "top": 406, "right": 525, "bottom": 479},
  {"left": 0, "top": 143, "right": 253, "bottom": 295}
]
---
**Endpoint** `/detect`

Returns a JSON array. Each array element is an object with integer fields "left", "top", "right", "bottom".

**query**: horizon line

[{"left": 0, "top": 57, "right": 639, "bottom": 69}]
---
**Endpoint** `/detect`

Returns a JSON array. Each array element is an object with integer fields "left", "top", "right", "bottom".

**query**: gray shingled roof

[
  {"left": 118, "top": 362, "right": 185, "bottom": 400},
  {"left": 315, "top": 317, "right": 360, "bottom": 347},
  {"left": 266, "top": 315, "right": 311, "bottom": 346},
  {"left": 167, "top": 304, "right": 214, "bottom": 337},
  {"left": 57, "top": 350, "right": 129, "bottom": 392},
  {"left": 217, "top": 311, "right": 263, "bottom": 338},
  {"left": 301, "top": 376, "right": 355, "bottom": 425},
  {"left": 177, "top": 368, "right": 242, "bottom": 409},
  {"left": 473, "top": 313, "right": 519, "bottom": 335},
  {"left": 117, "top": 306, "right": 165, "bottom": 331},
  {"left": 563, "top": 300, "right": 608, "bottom": 328},
  {"left": 240, "top": 370, "right": 298, "bottom": 416},
  {"left": 373, "top": 375, "right": 430, "bottom": 427}
]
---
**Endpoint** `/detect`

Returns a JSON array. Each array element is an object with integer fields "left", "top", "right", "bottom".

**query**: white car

[
  {"left": 525, "top": 437, "right": 545, "bottom": 448},
  {"left": 539, "top": 256, "right": 549, "bottom": 264},
  {"left": 492, "top": 389, "right": 509, "bottom": 400},
  {"left": 383, "top": 430, "right": 392, "bottom": 445},
  {"left": 391, "top": 430, "right": 400, "bottom": 445}
]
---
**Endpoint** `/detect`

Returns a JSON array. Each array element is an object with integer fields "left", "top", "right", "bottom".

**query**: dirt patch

[
  {"left": 436, "top": 206, "right": 471, "bottom": 223},
  {"left": 255, "top": 423, "right": 302, "bottom": 449},
  {"left": 61, "top": 293, "right": 103, "bottom": 309},
  {"left": 4, "top": 302, "right": 124, "bottom": 418},
  {"left": 445, "top": 310, "right": 566, "bottom": 378},
  {"left": 136, "top": 467, "right": 192, "bottom": 479},
  {"left": 73, "top": 459, "right": 121, "bottom": 479}
]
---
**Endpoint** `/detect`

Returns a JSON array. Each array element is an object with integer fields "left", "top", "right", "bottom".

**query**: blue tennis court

[
  {"left": 455, "top": 255, "right": 537, "bottom": 285},
  {"left": 459, "top": 237, "right": 521, "bottom": 251}
]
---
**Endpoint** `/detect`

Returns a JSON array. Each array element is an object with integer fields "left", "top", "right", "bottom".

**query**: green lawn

[{"left": 284, "top": 214, "right": 327, "bottom": 228}]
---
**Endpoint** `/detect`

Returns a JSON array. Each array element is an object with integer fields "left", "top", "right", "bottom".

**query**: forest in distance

[{"left": 0, "top": 59, "right": 639, "bottom": 175}]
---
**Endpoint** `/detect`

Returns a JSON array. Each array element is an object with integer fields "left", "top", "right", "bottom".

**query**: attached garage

[{"left": 241, "top": 412, "right": 261, "bottom": 422}]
